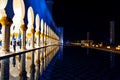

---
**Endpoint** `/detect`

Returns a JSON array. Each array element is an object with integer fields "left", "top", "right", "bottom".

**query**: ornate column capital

[
  {"left": 0, "top": 17, "right": 13, "bottom": 26},
  {"left": 20, "top": 24, "right": 27, "bottom": 31},
  {"left": 35, "top": 31, "right": 40, "bottom": 35},
  {"left": 30, "top": 28, "right": 35, "bottom": 33}
]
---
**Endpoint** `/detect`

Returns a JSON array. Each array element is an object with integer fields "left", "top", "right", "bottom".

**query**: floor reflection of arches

[
  {"left": 9, "top": 46, "right": 60, "bottom": 79},
  {"left": 10, "top": 56, "right": 20, "bottom": 78}
]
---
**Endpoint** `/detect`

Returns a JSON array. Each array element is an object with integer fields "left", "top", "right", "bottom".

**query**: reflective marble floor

[{"left": 42, "top": 46, "right": 120, "bottom": 80}]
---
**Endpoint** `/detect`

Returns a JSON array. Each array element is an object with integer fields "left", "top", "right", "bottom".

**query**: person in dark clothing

[
  {"left": 19, "top": 39, "right": 21, "bottom": 49},
  {"left": 13, "top": 38, "right": 16, "bottom": 52}
]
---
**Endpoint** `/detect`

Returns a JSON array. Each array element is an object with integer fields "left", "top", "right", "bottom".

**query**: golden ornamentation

[
  {"left": 36, "top": 60, "right": 39, "bottom": 64},
  {"left": 14, "top": 32, "right": 18, "bottom": 37},
  {"left": 20, "top": 25, "right": 26, "bottom": 31},
  {"left": 0, "top": 17, "right": 7, "bottom": 26},
  {"left": 0, "top": 17, "right": 13, "bottom": 26},
  {"left": 30, "top": 64, "right": 35, "bottom": 69},
  {"left": 40, "top": 33, "right": 44, "bottom": 37},
  {"left": 35, "top": 31, "right": 40, "bottom": 35},
  {"left": 27, "top": 33, "right": 32, "bottom": 38},
  {"left": 10, "top": 33, "right": 13, "bottom": 37},
  {"left": 30, "top": 29, "right": 34, "bottom": 33},
  {"left": 44, "top": 34, "right": 46, "bottom": 38}
]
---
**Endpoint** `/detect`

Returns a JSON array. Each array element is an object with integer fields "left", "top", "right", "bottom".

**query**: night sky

[{"left": 52, "top": 0, "right": 120, "bottom": 43}]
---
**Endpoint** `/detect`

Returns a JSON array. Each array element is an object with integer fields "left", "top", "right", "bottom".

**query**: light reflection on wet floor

[{"left": 0, "top": 46, "right": 60, "bottom": 80}]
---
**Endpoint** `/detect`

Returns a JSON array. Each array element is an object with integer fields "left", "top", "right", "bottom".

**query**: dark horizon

[{"left": 52, "top": 0, "right": 120, "bottom": 43}]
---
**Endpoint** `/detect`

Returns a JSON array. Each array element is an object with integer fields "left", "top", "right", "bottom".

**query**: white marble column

[
  {"left": 27, "top": 7, "right": 35, "bottom": 49},
  {"left": 20, "top": 25, "right": 27, "bottom": 50},
  {"left": 0, "top": 17, "right": 12, "bottom": 52},
  {"left": 40, "top": 19, "right": 44, "bottom": 47},
  {"left": 44, "top": 23, "right": 46, "bottom": 46},
  {"left": 35, "top": 14, "right": 40, "bottom": 48},
  {"left": 31, "top": 29, "right": 35, "bottom": 48},
  {"left": 35, "top": 14, "right": 41, "bottom": 80},
  {"left": 13, "top": 0, "right": 27, "bottom": 79},
  {"left": 0, "top": 0, "right": 12, "bottom": 80},
  {"left": 0, "top": 17, "right": 12, "bottom": 80},
  {"left": 27, "top": 7, "right": 35, "bottom": 80}
]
